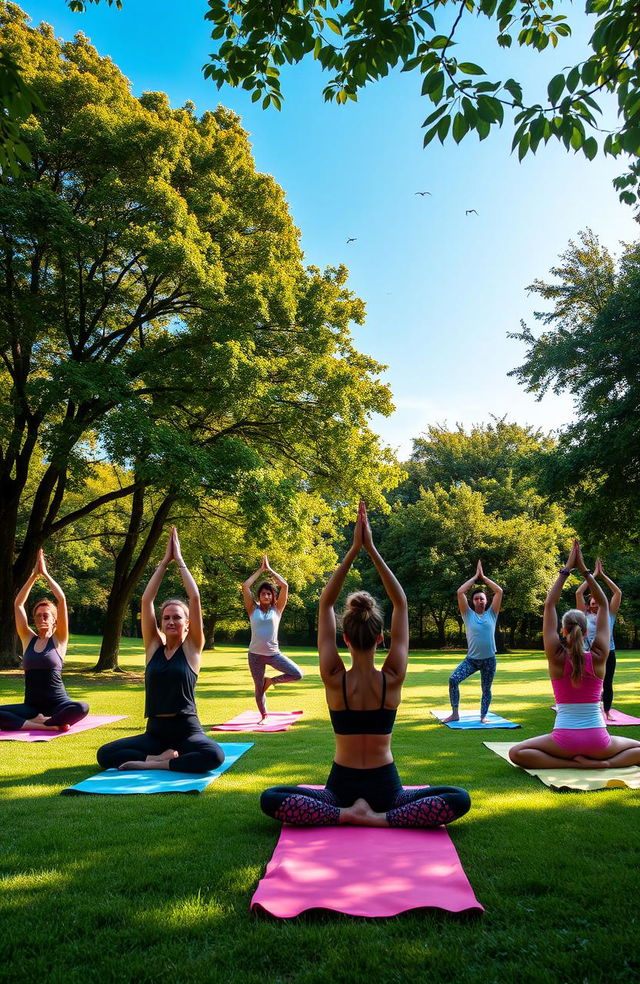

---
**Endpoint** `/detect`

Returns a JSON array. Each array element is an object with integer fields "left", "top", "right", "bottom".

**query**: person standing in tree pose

[
  {"left": 0, "top": 549, "right": 89, "bottom": 732},
  {"left": 509, "top": 540, "right": 640, "bottom": 769},
  {"left": 443, "top": 560, "right": 503, "bottom": 724},
  {"left": 242, "top": 554, "right": 303, "bottom": 720},
  {"left": 576, "top": 558, "right": 622, "bottom": 721},
  {"left": 260, "top": 502, "right": 470, "bottom": 827},
  {"left": 97, "top": 528, "right": 224, "bottom": 773}
]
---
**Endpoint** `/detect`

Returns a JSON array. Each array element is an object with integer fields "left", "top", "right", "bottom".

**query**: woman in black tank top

[
  {"left": 97, "top": 528, "right": 224, "bottom": 774},
  {"left": 1, "top": 550, "right": 89, "bottom": 732},
  {"left": 261, "top": 502, "right": 470, "bottom": 827}
]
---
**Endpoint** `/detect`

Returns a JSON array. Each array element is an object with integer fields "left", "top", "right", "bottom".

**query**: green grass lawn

[{"left": 1, "top": 639, "right": 639, "bottom": 984}]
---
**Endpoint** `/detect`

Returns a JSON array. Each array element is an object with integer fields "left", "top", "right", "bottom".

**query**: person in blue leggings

[
  {"left": 97, "top": 527, "right": 223, "bottom": 774},
  {"left": 0, "top": 550, "right": 89, "bottom": 732},
  {"left": 443, "top": 560, "right": 503, "bottom": 724},
  {"left": 261, "top": 502, "right": 470, "bottom": 828}
]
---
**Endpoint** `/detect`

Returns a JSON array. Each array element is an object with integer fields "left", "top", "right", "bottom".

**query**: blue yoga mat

[
  {"left": 431, "top": 710, "right": 520, "bottom": 730},
  {"left": 61, "top": 742, "right": 253, "bottom": 795}
]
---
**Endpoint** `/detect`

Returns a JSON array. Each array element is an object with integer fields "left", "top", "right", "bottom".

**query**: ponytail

[{"left": 561, "top": 609, "right": 588, "bottom": 683}]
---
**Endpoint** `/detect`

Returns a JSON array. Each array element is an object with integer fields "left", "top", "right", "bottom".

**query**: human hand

[
  {"left": 361, "top": 501, "right": 374, "bottom": 553},
  {"left": 161, "top": 529, "right": 174, "bottom": 566},
  {"left": 172, "top": 527, "right": 184, "bottom": 565},
  {"left": 35, "top": 549, "right": 47, "bottom": 577},
  {"left": 594, "top": 557, "right": 603, "bottom": 577},
  {"left": 476, "top": 559, "right": 484, "bottom": 581},
  {"left": 565, "top": 540, "right": 578, "bottom": 572},
  {"left": 352, "top": 502, "right": 364, "bottom": 552},
  {"left": 574, "top": 539, "right": 588, "bottom": 574}
]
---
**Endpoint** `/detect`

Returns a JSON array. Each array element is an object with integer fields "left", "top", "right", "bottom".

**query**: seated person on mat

[
  {"left": 1, "top": 549, "right": 89, "bottom": 732},
  {"left": 261, "top": 501, "right": 470, "bottom": 827},
  {"left": 97, "top": 527, "right": 224, "bottom": 774},
  {"left": 509, "top": 539, "right": 640, "bottom": 770}
]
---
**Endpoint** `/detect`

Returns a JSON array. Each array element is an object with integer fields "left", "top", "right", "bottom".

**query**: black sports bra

[{"left": 329, "top": 672, "right": 397, "bottom": 735}]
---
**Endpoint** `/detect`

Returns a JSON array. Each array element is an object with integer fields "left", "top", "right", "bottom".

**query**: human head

[
  {"left": 471, "top": 589, "right": 488, "bottom": 614},
  {"left": 256, "top": 581, "right": 276, "bottom": 608},
  {"left": 160, "top": 599, "right": 190, "bottom": 640},
  {"left": 32, "top": 598, "right": 57, "bottom": 634},
  {"left": 341, "top": 591, "right": 384, "bottom": 652},
  {"left": 587, "top": 596, "right": 599, "bottom": 615}
]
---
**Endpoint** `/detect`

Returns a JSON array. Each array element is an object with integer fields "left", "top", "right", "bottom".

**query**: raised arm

[
  {"left": 595, "top": 558, "right": 622, "bottom": 617},
  {"left": 264, "top": 554, "right": 289, "bottom": 614},
  {"left": 362, "top": 503, "right": 408, "bottom": 682},
  {"left": 580, "top": 549, "right": 609, "bottom": 660},
  {"left": 14, "top": 565, "right": 39, "bottom": 648},
  {"left": 575, "top": 579, "right": 588, "bottom": 612},
  {"left": 141, "top": 532, "right": 173, "bottom": 658},
  {"left": 543, "top": 541, "right": 577, "bottom": 658},
  {"left": 242, "top": 555, "right": 266, "bottom": 615},
  {"left": 38, "top": 551, "right": 69, "bottom": 648},
  {"left": 318, "top": 508, "right": 363, "bottom": 682},
  {"left": 456, "top": 562, "right": 479, "bottom": 616},
  {"left": 477, "top": 561, "right": 503, "bottom": 614},
  {"left": 172, "top": 528, "right": 205, "bottom": 662}
]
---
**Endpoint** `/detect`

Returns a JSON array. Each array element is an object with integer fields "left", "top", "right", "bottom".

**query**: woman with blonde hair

[
  {"left": 97, "top": 528, "right": 224, "bottom": 773},
  {"left": 1, "top": 549, "right": 89, "bottom": 731},
  {"left": 261, "top": 502, "right": 470, "bottom": 826},
  {"left": 509, "top": 540, "right": 640, "bottom": 769}
]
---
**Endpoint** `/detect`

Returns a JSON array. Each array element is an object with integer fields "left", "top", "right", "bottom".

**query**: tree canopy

[
  {"left": 510, "top": 229, "right": 640, "bottom": 544},
  {"left": 0, "top": 6, "right": 399, "bottom": 666},
  {"left": 194, "top": 0, "right": 640, "bottom": 204}
]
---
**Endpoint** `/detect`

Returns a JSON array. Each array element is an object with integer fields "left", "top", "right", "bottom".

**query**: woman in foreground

[
  {"left": 1, "top": 549, "right": 88, "bottom": 732},
  {"left": 97, "top": 528, "right": 224, "bottom": 773},
  {"left": 509, "top": 540, "right": 640, "bottom": 770},
  {"left": 261, "top": 502, "right": 470, "bottom": 826}
]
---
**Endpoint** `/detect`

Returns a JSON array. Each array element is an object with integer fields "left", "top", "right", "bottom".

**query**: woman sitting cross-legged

[
  {"left": 97, "top": 527, "right": 224, "bottom": 774},
  {"left": 261, "top": 501, "right": 471, "bottom": 827},
  {"left": 509, "top": 539, "right": 640, "bottom": 770},
  {"left": 1, "top": 549, "right": 89, "bottom": 732}
]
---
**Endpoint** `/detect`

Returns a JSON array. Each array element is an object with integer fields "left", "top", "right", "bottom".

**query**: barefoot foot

[
  {"left": 146, "top": 749, "right": 178, "bottom": 763},
  {"left": 441, "top": 712, "right": 460, "bottom": 724},
  {"left": 573, "top": 755, "right": 611, "bottom": 769},
  {"left": 339, "top": 798, "right": 388, "bottom": 827}
]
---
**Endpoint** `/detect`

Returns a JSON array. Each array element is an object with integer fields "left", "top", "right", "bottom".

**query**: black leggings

[
  {"left": 0, "top": 700, "right": 89, "bottom": 731},
  {"left": 261, "top": 762, "right": 471, "bottom": 828},
  {"left": 97, "top": 714, "right": 224, "bottom": 774},
  {"left": 603, "top": 650, "right": 616, "bottom": 714}
]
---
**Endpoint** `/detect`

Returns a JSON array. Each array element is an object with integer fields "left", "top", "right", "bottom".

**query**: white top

[
  {"left": 249, "top": 606, "right": 281, "bottom": 657},
  {"left": 554, "top": 703, "right": 606, "bottom": 730},
  {"left": 585, "top": 612, "right": 615, "bottom": 651}
]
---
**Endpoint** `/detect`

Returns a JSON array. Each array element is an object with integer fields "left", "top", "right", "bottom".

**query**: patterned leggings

[
  {"left": 248, "top": 651, "right": 303, "bottom": 716},
  {"left": 261, "top": 784, "right": 471, "bottom": 828},
  {"left": 449, "top": 656, "right": 497, "bottom": 718}
]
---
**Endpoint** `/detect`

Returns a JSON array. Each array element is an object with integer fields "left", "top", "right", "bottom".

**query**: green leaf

[
  {"left": 437, "top": 115, "right": 451, "bottom": 142},
  {"left": 547, "top": 73, "right": 565, "bottom": 106},
  {"left": 452, "top": 112, "right": 469, "bottom": 143},
  {"left": 324, "top": 17, "right": 342, "bottom": 35},
  {"left": 583, "top": 137, "right": 597, "bottom": 160},
  {"left": 458, "top": 63, "right": 485, "bottom": 76}
]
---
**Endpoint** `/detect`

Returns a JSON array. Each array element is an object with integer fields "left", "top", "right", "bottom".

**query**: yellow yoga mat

[{"left": 484, "top": 741, "right": 640, "bottom": 792}]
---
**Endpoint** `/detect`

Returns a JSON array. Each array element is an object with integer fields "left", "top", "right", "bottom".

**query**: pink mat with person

[
  {"left": 0, "top": 714, "right": 127, "bottom": 742},
  {"left": 211, "top": 710, "right": 303, "bottom": 733},
  {"left": 606, "top": 708, "right": 640, "bottom": 726},
  {"left": 251, "top": 822, "right": 482, "bottom": 918}
]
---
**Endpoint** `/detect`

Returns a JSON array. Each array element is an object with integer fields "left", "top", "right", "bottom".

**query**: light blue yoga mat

[
  {"left": 431, "top": 709, "right": 520, "bottom": 730},
  {"left": 61, "top": 742, "right": 253, "bottom": 795}
]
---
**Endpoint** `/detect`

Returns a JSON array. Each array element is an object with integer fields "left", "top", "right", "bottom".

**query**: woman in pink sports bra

[{"left": 509, "top": 540, "right": 640, "bottom": 770}]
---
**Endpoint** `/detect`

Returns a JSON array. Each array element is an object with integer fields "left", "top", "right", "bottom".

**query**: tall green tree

[
  {"left": 0, "top": 9, "right": 399, "bottom": 667},
  {"left": 510, "top": 230, "right": 640, "bottom": 544}
]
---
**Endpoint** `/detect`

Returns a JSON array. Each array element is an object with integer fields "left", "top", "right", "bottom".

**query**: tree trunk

[
  {"left": 203, "top": 612, "right": 217, "bottom": 650},
  {"left": 0, "top": 489, "right": 25, "bottom": 668},
  {"left": 95, "top": 589, "right": 130, "bottom": 672},
  {"left": 432, "top": 612, "right": 446, "bottom": 648}
]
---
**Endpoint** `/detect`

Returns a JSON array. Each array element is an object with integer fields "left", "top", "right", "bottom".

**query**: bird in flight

[
  {"left": 346, "top": 237, "right": 358, "bottom": 243},
  {"left": 465, "top": 209, "right": 478, "bottom": 215},
  {"left": 415, "top": 191, "right": 432, "bottom": 196}
]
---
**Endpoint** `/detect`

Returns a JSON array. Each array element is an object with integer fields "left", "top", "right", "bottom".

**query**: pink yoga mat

[
  {"left": 211, "top": 710, "right": 303, "bottom": 733},
  {"left": 0, "top": 714, "right": 127, "bottom": 742},
  {"left": 606, "top": 708, "right": 640, "bottom": 726},
  {"left": 251, "top": 822, "right": 483, "bottom": 918}
]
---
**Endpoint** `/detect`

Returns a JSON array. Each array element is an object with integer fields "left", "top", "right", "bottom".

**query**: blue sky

[{"left": 26, "top": 1, "right": 639, "bottom": 459}]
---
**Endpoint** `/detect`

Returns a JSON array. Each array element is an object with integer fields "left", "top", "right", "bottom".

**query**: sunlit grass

[{"left": 1, "top": 639, "right": 639, "bottom": 983}]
